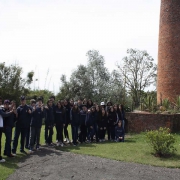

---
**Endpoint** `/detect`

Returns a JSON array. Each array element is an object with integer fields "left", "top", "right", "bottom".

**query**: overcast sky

[{"left": 0, "top": 0, "right": 161, "bottom": 94}]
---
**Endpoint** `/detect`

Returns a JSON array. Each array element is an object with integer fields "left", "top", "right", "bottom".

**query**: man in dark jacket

[
  {"left": 12, "top": 96, "right": 32, "bottom": 155},
  {"left": 3, "top": 100, "right": 17, "bottom": 157}
]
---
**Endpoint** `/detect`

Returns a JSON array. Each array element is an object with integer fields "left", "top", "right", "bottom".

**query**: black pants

[
  {"left": 56, "top": 124, "right": 64, "bottom": 142},
  {"left": 107, "top": 125, "right": 111, "bottom": 140},
  {"left": 45, "top": 125, "right": 53, "bottom": 144},
  {"left": 4, "top": 126, "right": 12, "bottom": 156},
  {"left": 12, "top": 127, "right": 28, "bottom": 153},
  {"left": 25, "top": 127, "right": 30, "bottom": 148},
  {"left": 64, "top": 122, "right": 69, "bottom": 139},
  {"left": 0, "top": 128, "right": 3, "bottom": 157},
  {"left": 98, "top": 128, "right": 106, "bottom": 139},
  {"left": 79, "top": 124, "right": 87, "bottom": 143}
]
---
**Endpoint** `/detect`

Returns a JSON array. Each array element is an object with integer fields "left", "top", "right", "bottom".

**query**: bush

[{"left": 146, "top": 127, "right": 176, "bottom": 157}]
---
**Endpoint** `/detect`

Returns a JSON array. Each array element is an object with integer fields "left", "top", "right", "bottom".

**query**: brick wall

[{"left": 125, "top": 112, "right": 180, "bottom": 133}]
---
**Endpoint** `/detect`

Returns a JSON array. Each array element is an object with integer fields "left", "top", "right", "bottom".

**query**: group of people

[{"left": 0, "top": 96, "right": 125, "bottom": 163}]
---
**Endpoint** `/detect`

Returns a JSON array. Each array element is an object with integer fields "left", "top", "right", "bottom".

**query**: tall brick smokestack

[{"left": 157, "top": 0, "right": 180, "bottom": 104}]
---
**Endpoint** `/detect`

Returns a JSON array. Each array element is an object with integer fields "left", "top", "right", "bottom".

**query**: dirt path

[{"left": 7, "top": 146, "right": 180, "bottom": 180}]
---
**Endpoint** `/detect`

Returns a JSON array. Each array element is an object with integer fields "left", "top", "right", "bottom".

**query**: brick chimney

[{"left": 157, "top": 0, "right": 180, "bottom": 104}]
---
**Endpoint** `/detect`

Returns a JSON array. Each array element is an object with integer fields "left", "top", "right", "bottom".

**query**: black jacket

[{"left": 54, "top": 106, "right": 66, "bottom": 125}]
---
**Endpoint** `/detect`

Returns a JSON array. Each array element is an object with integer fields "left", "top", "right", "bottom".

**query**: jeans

[
  {"left": 4, "top": 126, "right": 12, "bottom": 156},
  {"left": 71, "top": 125, "right": 79, "bottom": 144},
  {"left": 12, "top": 126, "right": 28, "bottom": 153},
  {"left": 87, "top": 126, "right": 95, "bottom": 141},
  {"left": 45, "top": 125, "right": 53, "bottom": 144},
  {"left": 64, "top": 122, "right": 69, "bottom": 139},
  {"left": 29, "top": 127, "right": 41, "bottom": 150},
  {"left": 93, "top": 123, "right": 99, "bottom": 142}
]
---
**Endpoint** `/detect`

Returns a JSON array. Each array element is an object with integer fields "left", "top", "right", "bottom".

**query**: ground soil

[{"left": 7, "top": 146, "right": 180, "bottom": 180}]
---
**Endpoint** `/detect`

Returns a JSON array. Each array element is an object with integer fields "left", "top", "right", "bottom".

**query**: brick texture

[
  {"left": 126, "top": 112, "right": 180, "bottom": 133},
  {"left": 157, "top": 0, "right": 180, "bottom": 104}
]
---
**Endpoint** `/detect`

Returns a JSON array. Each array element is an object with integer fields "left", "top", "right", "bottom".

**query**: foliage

[
  {"left": 140, "top": 91, "right": 157, "bottom": 112},
  {"left": 162, "top": 98, "right": 170, "bottom": 110},
  {"left": 0, "top": 62, "right": 34, "bottom": 104},
  {"left": 116, "top": 49, "right": 157, "bottom": 108},
  {"left": 27, "top": 89, "right": 55, "bottom": 105},
  {"left": 146, "top": 127, "right": 176, "bottom": 157},
  {"left": 172, "top": 95, "right": 180, "bottom": 111},
  {"left": 58, "top": 50, "right": 125, "bottom": 103}
]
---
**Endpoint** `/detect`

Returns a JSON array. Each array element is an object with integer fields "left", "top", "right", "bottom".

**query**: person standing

[
  {"left": 3, "top": 100, "right": 17, "bottom": 157},
  {"left": 44, "top": 99, "right": 54, "bottom": 146},
  {"left": 54, "top": 101, "right": 66, "bottom": 147},
  {"left": 29, "top": 97, "right": 44, "bottom": 153},
  {"left": 12, "top": 96, "right": 32, "bottom": 155},
  {"left": 70, "top": 102, "right": 80, "bottom": 146},
  {"left": 0, "top": 105, "right": 14, "bottom": 162}
]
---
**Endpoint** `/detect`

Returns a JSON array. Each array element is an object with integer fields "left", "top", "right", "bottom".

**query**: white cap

[{"left": 100, "top": 102, "right": 105, "bottom": 106}]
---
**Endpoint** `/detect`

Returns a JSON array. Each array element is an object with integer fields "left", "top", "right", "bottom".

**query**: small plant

[
  {"left": 146, "top": 127, "right": 176, "bottom": 157},
  {"left": 162, "top": 98, "right": 170, "bottom": 110}
]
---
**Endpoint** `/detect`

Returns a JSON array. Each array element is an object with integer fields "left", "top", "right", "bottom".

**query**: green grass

[{"left": 0, "top": 127, "right": 180, "bottom": 180}]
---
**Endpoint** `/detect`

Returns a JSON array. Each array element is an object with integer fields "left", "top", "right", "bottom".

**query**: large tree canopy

[
  {"left": 0, "top": 62, "right": 34, "bottom": 103},
  {"left": 117, "top": 48, "right": 157, "bottom": 107}
]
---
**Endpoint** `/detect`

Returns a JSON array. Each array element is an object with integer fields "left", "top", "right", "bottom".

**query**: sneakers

[
  {"left": 60, "top": 143, "right": 64, "bottom": 147},
  {"left": 29, "top": 150, "right": 34, "bottom": 154},
  {"left": 56, "top": 142, "right": 60, "bottom": 147},
  {"left": 7, "top": 154, "right": 15, "bottom": 158},
  {"left": 20, "top": 150, "right": 27, "bottom": 154},
  {"left": 66, "top": 138, "right": 70, "bottom": 143},
  {"left": 64, "top": 138, "right": 67, "bottom": 142},
  {"left": 0, "top": 158, "right": 5, "bottom": 163}
]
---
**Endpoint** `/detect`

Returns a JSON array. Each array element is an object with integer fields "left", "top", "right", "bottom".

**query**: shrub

[{"left": 146, "top": 127, "right": 176, "bottom": 157}]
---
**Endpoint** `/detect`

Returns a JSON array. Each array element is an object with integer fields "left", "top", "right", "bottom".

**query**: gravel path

[{"left": 7, "top": 146, "right": 180, "bottom": 180}]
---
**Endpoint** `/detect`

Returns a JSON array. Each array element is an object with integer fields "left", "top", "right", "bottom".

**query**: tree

[
  {"left": 0, "top": 62, "right": 34, "bottom": 104},
  {"left": 117, "top": 49, "right": 157, "bottom": 107}
]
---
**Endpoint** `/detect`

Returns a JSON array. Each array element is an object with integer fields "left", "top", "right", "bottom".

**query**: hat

[
  {"left": 20, "top": 96, "right": 26, "bottom": 101},
  {"left": 100, "top": 102, "right": 105, "bottom": 106},
  {"left": 4, "top": 100, "right": 10, "bottom": 104}
]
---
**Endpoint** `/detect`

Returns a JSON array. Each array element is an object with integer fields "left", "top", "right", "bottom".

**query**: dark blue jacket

[
  {"left": 64, "top": 104, "right": 71, "bottom": 124},
  {"left": 54, "top": 106, "right": 66, "bottom": 125},
  {"left": 98, "top": 114, "right": 107, "bottom": 128},
  {"left": 30, "top": 106, "right": 44, "bottom": 128},
  {"left": 2, "top": 108, "right": 16, "bottom": 128},
  {"left": 108, "top": 111, "right": 118, "bottom": 127},
  {"left": 16, "top": 104, "right": 31, "bottom": 128},
  {"left": 45, "top": 106, "right": 54, "bottom": 126},
  {"left": 115, "top": 126, "right": 124, "bottom": 138},
  {"left": 85, "top": 112, "right": 96, "bottom": 127},
  {"left": 70, "top": 109, "right": 80, "bottom": 126},
  {"left": 0, "top": 109, "right": 13, "bottom": 128},
  {"left": 80, "top": 110, "right": 87, "bottom": 126}
]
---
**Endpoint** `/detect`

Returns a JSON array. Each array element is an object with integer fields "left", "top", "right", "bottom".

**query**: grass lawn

[{"left": 0, "top": 126, "right": 180, "bottom": 179}]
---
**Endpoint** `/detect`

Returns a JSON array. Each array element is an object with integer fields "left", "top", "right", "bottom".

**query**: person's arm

[{"left": 0, "top": 109, "right": 13, "bottom": 117}]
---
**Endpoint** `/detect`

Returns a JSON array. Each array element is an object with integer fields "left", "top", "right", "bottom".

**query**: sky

[{"left": 0, "top": 0, "right": 161, "bottom": 94}]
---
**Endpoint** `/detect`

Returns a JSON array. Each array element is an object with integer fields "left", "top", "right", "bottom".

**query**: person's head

[
  {"left": 4, "top": 100, "right": 10, "bottom": 109},
  {"left": 78, "top": 99, "right": 82, "bottom": 105},
  {"left": 82, "top": 105, "right": 87, "bottom": 112},
  {"left": 64, "top": 99, "right": 68, "bottom": 106},
  {"left": 113, "top": 104, "right": 118, "bottom": 111},
  {"left": 57, "top": 100, "right": 62, "bottom": 108},
  {"left": 60, "top": 100, "right": 64, "bottom": 106},
  {"left": 96, "top": 105, "right": 100, "bottom": 111},
  {"left": 83, "top": 98, "right": 87, "bottom": 105},
  {"left": 101, "top": 107, "right": 106, "bottom": 115},
  {"left": 47, "top": 99, "right": 53, "bottom": 107},
  {"left": 70, "top": 99, "right": 74, "bottom": 105},
  {"left": 88, "top": 99, "right": 93, "bottom": 105},
  {"left": 91, "top": 106, "right": 96, "bottom": 112},
  {"left": 20, "top": 96, "right": 26, "bottom": 106},
  {"left": 109, "top": 106, "right": 114, "bottom": 112},
  {"left": 119, "top": 104, "right": 124, "bottom": 111},
  {"left": 117, "top": 120, "right": 122, "bottom": 127},
  {"left": 30, "top": 99, "right": 36, "bottom": 107},
  {"left": 37, "top": 97, "right": 43, "bottom": 106},
  {"left": 107, "top": 101, "right": 112, "bottom": 106},
  {"left": 74, "top": 102, "right": 78, "bottom": 109},
  {"left": 50, "top": 95, "right": 55, "bottom": 102}
]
